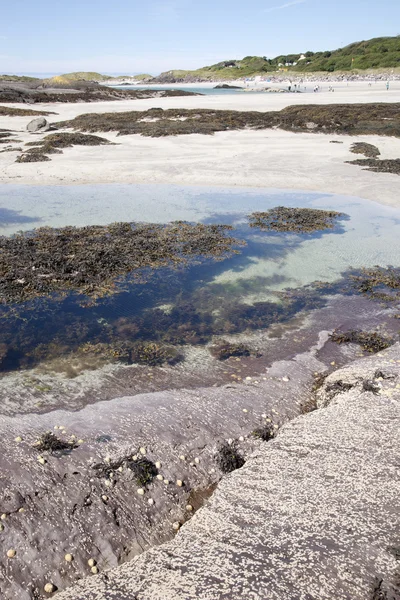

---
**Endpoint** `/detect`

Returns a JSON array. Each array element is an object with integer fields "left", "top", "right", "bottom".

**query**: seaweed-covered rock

[
  {"left": 330, "top": 330, "right": 394, "bottom": 353},
  {"left": 17, "top": 132, "right": 112, "bottom": 163},
  {"left": 130, "top": 342, "right": 183, "bottom": 366},
  {"left": 249, "top": 206, "right": 346, "bottom": 233},
  {"left": 215, "top": 440, "right": 245, "bottom": 473},
  {"left": 350, "top": 142, "right": 381, "bottom": 158},
  {"left": 347, "top": 158, "right": 400, "bottom": 175},
  {"left": 209, "top": 341, "right": 258, "bottom": 360},
  {"left": 0, "top": 221, "right": 243, "bottom": 303}
]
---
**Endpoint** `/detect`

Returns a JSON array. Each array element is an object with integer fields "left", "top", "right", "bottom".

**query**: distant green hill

[
  {"left": 153, "top": 36, "right": 400, "bottom": 82},
  {"left": 45, "top": 72, "right": 111, "bottom": 84},
  {"left": 0, "top": 74, "right": 41, "bottom": 82}
]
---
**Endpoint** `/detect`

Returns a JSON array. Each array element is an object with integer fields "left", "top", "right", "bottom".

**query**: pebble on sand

[
  {"left": 101, "top": 495, "right": 108, "bottom": 502},
  {"left": 0, "top": 524, "right": 4, "bottom": 531},
  {"left": 179, "top": 455, "right": 186, "bottom": 461},
  {"left": 137, "top": 488, "right": 145, "bottom": 496},
  {"left": 6, "top": 549, "right": 16, "bottom": 558},
  {"left": 156, "top": 474, "right": 163, "bottom": 481},
  {"left": 14, "top": 436, "right": 23, "bottom": 443},
  {"left": 64, "top": 553, "right": 74, "bottom": 562},
  {"left": 1, "top": 514, "right": 7, "bottom": 520},
  {"left": 139, "top": 447, "right": 146, "bottom": 455},
  {"left": 176, "top": 480, "right": 183, "bottom": 487},
  {"left": 38, "top": 456, "right": 46, "bottom": 465},
  {"left": 155, "top": 461, "right": 161, "bottom": 469},
  {"left": 91, "top": 566, "right": 99, "bottom": 574},
  {"left": 242, "top": 409, "right": 248, "bottom": 413},
  {"left": 88, "top": 558, "right": 96, "bottom": 567},
  {"left": 44, "top": 583, "right": 56, "bottom": 593},
  {"left": 194, "top": 457, "right": 200, "bottom": 464},
  {"left": 172, "top": 522, "right": 180, "bottom": 531},
  {"left": 147, "top": 498, "right": 155, "bottom": 506},
  {"left": 186, "top": 504, "right": 193, "bottom": 511},
  {"left": 163, "top": 479, "right": 170, "bottom": 485}
]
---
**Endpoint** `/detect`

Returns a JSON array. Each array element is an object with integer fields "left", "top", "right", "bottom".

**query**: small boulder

[{"left": 26, "top": 117, "right": 50, "bottom": 133}]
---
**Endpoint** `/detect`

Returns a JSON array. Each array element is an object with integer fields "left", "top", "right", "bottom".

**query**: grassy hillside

[
  {"left": 154, "top": 36, "right": 400, "bottom": 81},
  {"left": 46, "top": 72, "right": 110, "bottom": 84}
]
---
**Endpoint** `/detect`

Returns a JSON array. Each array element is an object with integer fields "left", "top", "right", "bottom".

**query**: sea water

[{"left": 0, "top": 184, "right": 399, "bottom": 375}]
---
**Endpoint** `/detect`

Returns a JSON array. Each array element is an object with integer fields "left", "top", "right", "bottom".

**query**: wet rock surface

[
  {"left": 54, "top": 345, "right": 400, "bottom": 600},
  {"left": 0, "top": 345, "right": 324, "bottom": 599}
]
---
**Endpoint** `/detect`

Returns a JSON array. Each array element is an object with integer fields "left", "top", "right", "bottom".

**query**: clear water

[
  {"left": 108, "top": 85, "right": 247, "bottom": 95},
  {"left": 1, "top": 184, "right": 400, "bottom": 374}
]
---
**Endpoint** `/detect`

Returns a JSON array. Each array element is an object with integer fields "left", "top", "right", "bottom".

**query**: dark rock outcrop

[{"left": 214, "top": 84, "right": 243, "bottom": 89}]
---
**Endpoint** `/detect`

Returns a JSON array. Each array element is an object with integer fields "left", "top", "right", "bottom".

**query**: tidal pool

[{"left": 0, "top": 184, "right": 399, "bottom": 379}]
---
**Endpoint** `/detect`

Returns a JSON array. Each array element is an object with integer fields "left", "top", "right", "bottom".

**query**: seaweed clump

[
  {"left": 0, "top": 221, "right": 243, "bottom": 304},
  {"left": 216, "top": 440, "right": 245, "bottom": 474},
  {"left": 346, "top": 158, "right": 400, "bottom": 175},
  {"left": 130, "top": 342, "right": 183, "bottom": 366},
  {"left": 16, "top": 132, "right": 112, "bottom": 163},
  {"left": 128, "top": 457, "right": 158, "bottom": 486},
  {"left": 93, "top": 455, "right": 158, "bottom": 487},
  {"left": 350, "top": 142, "right": 380, "bottom": 158},
  {"left": 252, "top": 423, "right": 275, "bottom": 441},
  {"left": 0, "top": 106, "right": 56, "bottom": 117},
  {"left": 351, "top": 267, "right": 400, "bottom": 302},
  {"left": 57, "top": 103, "right": 400, "bottom": 138},
  {"left": 330, "top": 330, "right": 393, "bottom": 353},
  {"left": 35, "top": 432, "right": 77, "bottom": 455},
  {"left": 248, "top": 207, "right": 346, "bottom": 233},
  {"left": 325, "top": 380, "right": 354, "bottom": 399},
  {"left": 209, "top": 340, "right": 260, "bottom": 360}
]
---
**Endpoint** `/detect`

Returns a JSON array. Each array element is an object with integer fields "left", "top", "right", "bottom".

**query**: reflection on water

[{"left": 1, "top": 184, "right": 400, "bottom": 375}]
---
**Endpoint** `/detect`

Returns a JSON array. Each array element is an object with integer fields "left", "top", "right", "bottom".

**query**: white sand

[{"left": 0, "top": 81, "right": 400, "bottom": 208}]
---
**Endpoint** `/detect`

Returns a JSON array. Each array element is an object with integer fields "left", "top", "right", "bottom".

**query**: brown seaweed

[
  {"left": 0, "top": 221, "right": 244, "bottom": 304},
  {"left": 330, "top": 330, "right": 393, "bottom": 353},
  {"left": 248, "top": 206, "right": 346, "bottom": 233}
]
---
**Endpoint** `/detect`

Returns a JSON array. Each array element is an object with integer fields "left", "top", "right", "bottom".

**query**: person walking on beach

[{"left": 386, "top": 80, "right": 390, "bottom": 90}]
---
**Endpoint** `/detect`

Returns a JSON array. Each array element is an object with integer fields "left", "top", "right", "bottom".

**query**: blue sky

[{"left": 0, "top": 0, "right": 399, "bottom": 74}]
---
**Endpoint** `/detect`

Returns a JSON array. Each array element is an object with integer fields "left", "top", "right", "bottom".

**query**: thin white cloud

[
  {"left": 264, "top": 0, "right": 306, "bottom": 13},
  {"left": 0, "top": 36, "right": 8, "bottom": 41}
]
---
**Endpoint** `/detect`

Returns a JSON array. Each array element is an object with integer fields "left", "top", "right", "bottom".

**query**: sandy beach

[{"left": 1, "top": 81, "right": 400, "bottom": 208}]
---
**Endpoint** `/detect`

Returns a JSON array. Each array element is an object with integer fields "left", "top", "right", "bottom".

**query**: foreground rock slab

[{"left": 58, "top": 345, "right": 400, "bottom": 600}]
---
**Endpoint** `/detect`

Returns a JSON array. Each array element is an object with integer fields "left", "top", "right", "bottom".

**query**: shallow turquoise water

[{"left": 0, "top": 184, "right": 399, "bottom": 373}]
